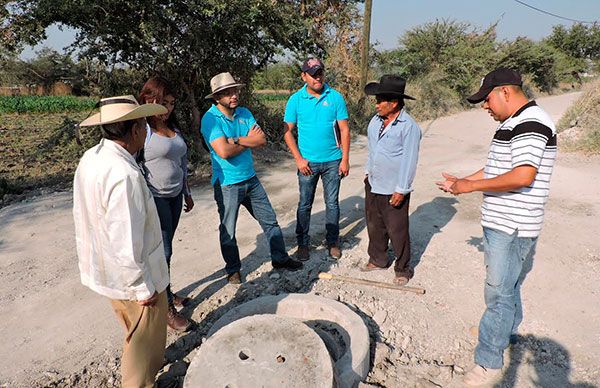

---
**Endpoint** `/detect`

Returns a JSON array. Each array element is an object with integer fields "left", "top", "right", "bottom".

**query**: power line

[{"left": 513, "top": 0, "right": 597, "bottom": 24}]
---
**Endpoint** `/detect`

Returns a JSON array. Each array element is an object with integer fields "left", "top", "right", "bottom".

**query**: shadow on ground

[
  {"left": 496, "top": 334, "right": 596, "bottom": 388},
  {"left": 409, "top": 196, "right": 458, "bottom": 269}
]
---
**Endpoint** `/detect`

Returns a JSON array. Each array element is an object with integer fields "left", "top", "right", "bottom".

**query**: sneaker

[
  {"left": 227, "top": 271, "right": 242, "bottom": 284},
  {"left": 296, "top": 246, "right": 310, "bottom": 261},
  {"left": 272, "top": 257, "right": 303, "bottom": 271},
  {"left": 328, "top": 245, "right": 342, "bottom": 259},
  {"left": 463, "top": 364, "right": 501, "bottom": 387},
  {"left": 167, "top": 306, "right": 192, "bottom": 332}
]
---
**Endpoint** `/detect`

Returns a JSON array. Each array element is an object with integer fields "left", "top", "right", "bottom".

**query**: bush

[
  {"left": 558, "top": 78, "right": 600, "bottom": 153},
  {"left": 0, "top": 96, "right": 97, "bottom": 113},
  {"left": 403, "top": 70, "right": 464, "bottom": 121}
]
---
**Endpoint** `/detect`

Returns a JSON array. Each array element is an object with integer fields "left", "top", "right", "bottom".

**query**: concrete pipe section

[
  {"left": 185, "top": 293, "right": 370, "bottom": 388},
  {"left": 184, "top": 314, "right": 334, "bottom": 388}
]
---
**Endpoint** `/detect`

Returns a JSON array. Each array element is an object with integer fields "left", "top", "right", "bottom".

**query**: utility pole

[{"left": 359, "top": 0, "right": 373, "bottom": 94}]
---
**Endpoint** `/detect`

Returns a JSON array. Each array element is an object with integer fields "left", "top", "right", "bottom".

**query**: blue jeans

[
  {"left": 153, "top": 192, "right": 183, "bottom": 305},
  {"left": 214, "top": 176, "right": 289, "bottom": 274},
  {"left": 296, "top": 159, "right": 342, "bottom": 247},
  {"left": 475, "top": 227, "right": 537, "bottom": 369}
]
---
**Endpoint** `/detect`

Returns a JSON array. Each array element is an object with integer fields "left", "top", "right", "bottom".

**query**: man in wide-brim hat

[
  {"left": 73, "top": 95, "right": 171, "bottom": 387},
  {"left": 360, "top": 75, "right": 422, "bottom": 286},
  {"left": 200, "top": 72, "right": 303, "bottom": 284}
]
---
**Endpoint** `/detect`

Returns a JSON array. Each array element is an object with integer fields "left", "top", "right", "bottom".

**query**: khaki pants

[{"left": 110, "top": 291, "right": 168, "bottom": 388}]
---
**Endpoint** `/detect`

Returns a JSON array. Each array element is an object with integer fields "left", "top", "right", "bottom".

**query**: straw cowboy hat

[
  {"left": 79, "top": 95, "right": 167, "bottom": 127},
  {"left": 364, "top": 75, "right": 415, "bottom": 100},
  {"left": 205, "top": 72, "right": 245, "bottom": 99}
]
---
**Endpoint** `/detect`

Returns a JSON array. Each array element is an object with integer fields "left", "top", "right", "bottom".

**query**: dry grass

[
  {"left": 558, "top": 78, "right": 600, "bottom": 153},
  {"left": 0, "top": 112, "right": 96, "bottom": 201}
]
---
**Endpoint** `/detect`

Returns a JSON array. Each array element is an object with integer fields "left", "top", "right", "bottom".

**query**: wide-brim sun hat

[
  {"left": 205, "top": 72, "right": 245, "bottom": 99},
  {"left": 364, "top": 75, "right": 415, "bottom": 100},
  {"left": 79, "top": 95, "right": 167, "bottom": 127}
]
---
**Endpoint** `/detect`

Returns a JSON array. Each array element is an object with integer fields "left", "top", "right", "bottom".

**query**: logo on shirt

[
  {"left": 238, "top": 119, "right": 245, "bottom": 124},
  {"left": 322, "top": 100, "right": 330, "bottom": 107}
]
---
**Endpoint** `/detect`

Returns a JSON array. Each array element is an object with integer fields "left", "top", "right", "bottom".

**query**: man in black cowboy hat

[{"left": 361, "top": 75, "right": 422, "bottom": 286}]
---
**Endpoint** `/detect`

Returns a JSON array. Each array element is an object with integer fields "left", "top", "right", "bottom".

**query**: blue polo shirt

[
  {"left": 200, "top": 105, "right": 256, "bottom": 186},
  {"left": 284, "top": 84, "right": 349, "bottom": 163}
]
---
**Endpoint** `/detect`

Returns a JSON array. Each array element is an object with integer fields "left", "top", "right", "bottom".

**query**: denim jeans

[
  {"left": 214, "top": 176, "right": 289, "bottom": 274},
  {"left": 153, "top": 192, "right": 183, "bottom": 306},
  {"left": 475, "top": 227, "right": 537, "bottom": 369},
  {"left": 296, "top": 159, "right": 341, "bottom": 247}
]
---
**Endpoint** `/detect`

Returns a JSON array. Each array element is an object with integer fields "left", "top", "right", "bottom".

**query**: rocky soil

[{"left": 1, "top": 92, "right": 598, "bottom": 388}]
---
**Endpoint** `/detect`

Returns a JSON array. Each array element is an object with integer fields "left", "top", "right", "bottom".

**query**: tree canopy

[{"left": 1, "top": 0, "right": 363, "bottom": 150}]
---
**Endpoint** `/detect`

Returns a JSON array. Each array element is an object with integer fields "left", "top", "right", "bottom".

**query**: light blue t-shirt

[
  {"left": 284, "top": 84, "right": 349, "bottom": 163},
  {"left": 200, "top": 105, "right": 256, "bottom": 186}
]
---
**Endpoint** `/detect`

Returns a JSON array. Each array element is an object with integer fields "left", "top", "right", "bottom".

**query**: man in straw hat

[
  {"left": 361, "top": 75, "right": 422, "bottom": 286},
  {"left": 201, "top": 72, "right": 303, "bottom": 284},
  {"left": 437, "top": 68, "right": 557, "bottom": 386},
  {"left": 283, "top": 57, "right": 351, "bottom": 261},
  {"left": 73, "top": 95, "right": 170, "bottom": 387}
]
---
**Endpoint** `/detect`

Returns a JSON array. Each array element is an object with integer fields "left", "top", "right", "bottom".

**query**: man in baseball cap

[
  {"left": 466, "top": 68, "right": 523, "bottom": 104},
  {"left": 283, "top": 57, "right": 351, "bottom": 261},
  {"left": 437, "top": 68, "right": 557, "bottom": 386}
]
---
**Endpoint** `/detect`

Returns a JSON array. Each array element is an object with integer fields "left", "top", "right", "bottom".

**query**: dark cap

[
  {"left": 301, "top": 57, "right": 325, "bottom": 76},
  {"left": 467, "top": 68, "right": 523, "bottom": 104}
]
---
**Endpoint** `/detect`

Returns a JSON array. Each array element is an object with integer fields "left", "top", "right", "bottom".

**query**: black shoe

[
  {"left": 227, "top": 271, "right": 242, "bottom": 284},
  {"left": 509, "top": 334, "right": 521, "bottom": 345},
  {"left": 272, "top": 257, "right": 303, "bottom": 271}
]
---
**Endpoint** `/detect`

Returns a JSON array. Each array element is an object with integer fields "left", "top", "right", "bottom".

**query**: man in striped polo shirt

[{"left": 436, "top": 68, "right": 557, "bottom": 386}]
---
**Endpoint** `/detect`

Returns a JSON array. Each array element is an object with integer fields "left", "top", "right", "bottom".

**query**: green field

[{"left": 0, "top": 96, "right": 97, "bottom": 114}]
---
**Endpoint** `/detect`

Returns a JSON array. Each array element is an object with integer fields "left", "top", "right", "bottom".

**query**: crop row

[{"left": 0, "top": 96, "right": 97, "bottom": 113}]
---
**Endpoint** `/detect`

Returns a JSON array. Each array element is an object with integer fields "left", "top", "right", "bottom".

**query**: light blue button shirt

[
  {"left": 284, "top": 84, "right": 349, "bottom": 163},
  {"left": 365, "top": 109, "right": 422, "bottom": 195},
  {"left": 200, "top": 105, "right": 257, "bottom": 186}
]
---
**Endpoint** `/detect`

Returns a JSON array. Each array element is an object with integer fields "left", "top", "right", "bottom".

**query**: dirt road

[{"left": 1, "top": 92, "right": 598, "bottom": 387}]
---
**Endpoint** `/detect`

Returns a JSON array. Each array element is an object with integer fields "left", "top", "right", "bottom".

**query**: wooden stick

[{"left": 318, "top": 272, "right": 426, "bottom": 294}]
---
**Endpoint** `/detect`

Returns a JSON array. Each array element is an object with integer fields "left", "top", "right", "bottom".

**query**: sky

[{"left": 20, "top": 0, "right": 600, "bottom": 59}]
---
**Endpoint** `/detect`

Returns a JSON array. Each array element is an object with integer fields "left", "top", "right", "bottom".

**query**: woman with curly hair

[{"left": 139, "top": 76, "right": 193, "bottom": 331}]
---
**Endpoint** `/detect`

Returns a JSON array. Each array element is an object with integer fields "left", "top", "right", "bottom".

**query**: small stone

[
  {"left": 269, "top": 273, "right": 281, "bottom": 280},
  {"left": 453, "top": 365, "right": 464, "bottom": 374},
  {"left": 401, "top": 336, "right": 411, "bottom": 349},
  {"left": 373, "top": 310, "right": 388, "bottom": 325},
  {"left": 399, "top": 352, "right": 410, "bottom": 364}
]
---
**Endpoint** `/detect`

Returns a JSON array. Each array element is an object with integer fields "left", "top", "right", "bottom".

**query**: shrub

[{"left": 558, "top": 78, "right": 600, "bottom": 153}]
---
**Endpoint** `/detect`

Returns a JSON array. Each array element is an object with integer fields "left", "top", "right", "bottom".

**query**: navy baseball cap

[
  {"left": 301, "top": 57, "right": 325, "bottom": 76},
  {"left": 467, "top": 68, "right": 523, "bottom": 104}
]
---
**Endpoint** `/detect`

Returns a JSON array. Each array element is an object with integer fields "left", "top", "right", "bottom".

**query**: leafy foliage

[{"left": 1, "top": 0, "right": 363, "bottom": 157}]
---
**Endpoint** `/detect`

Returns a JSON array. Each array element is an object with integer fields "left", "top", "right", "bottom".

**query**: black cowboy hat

[{"left": 364, "top": 75, "right": 415, "bottom": 100}]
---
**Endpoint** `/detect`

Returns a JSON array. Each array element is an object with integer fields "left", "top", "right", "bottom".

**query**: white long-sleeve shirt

[{"left": 73, "top": 138, "right": 169, "bottom": 301}]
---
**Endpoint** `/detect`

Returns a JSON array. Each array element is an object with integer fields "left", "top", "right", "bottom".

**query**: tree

[
  {"left": 547, "top": 23, "right": 600, "bottom": 61},
  {"left": 1, "top": 0, "right": 362, "bottom": 155}
]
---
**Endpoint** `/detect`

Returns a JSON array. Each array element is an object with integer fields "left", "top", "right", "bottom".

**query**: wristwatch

[{"left": 233, "top": 137, "right": 240, "bottom": 145}]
